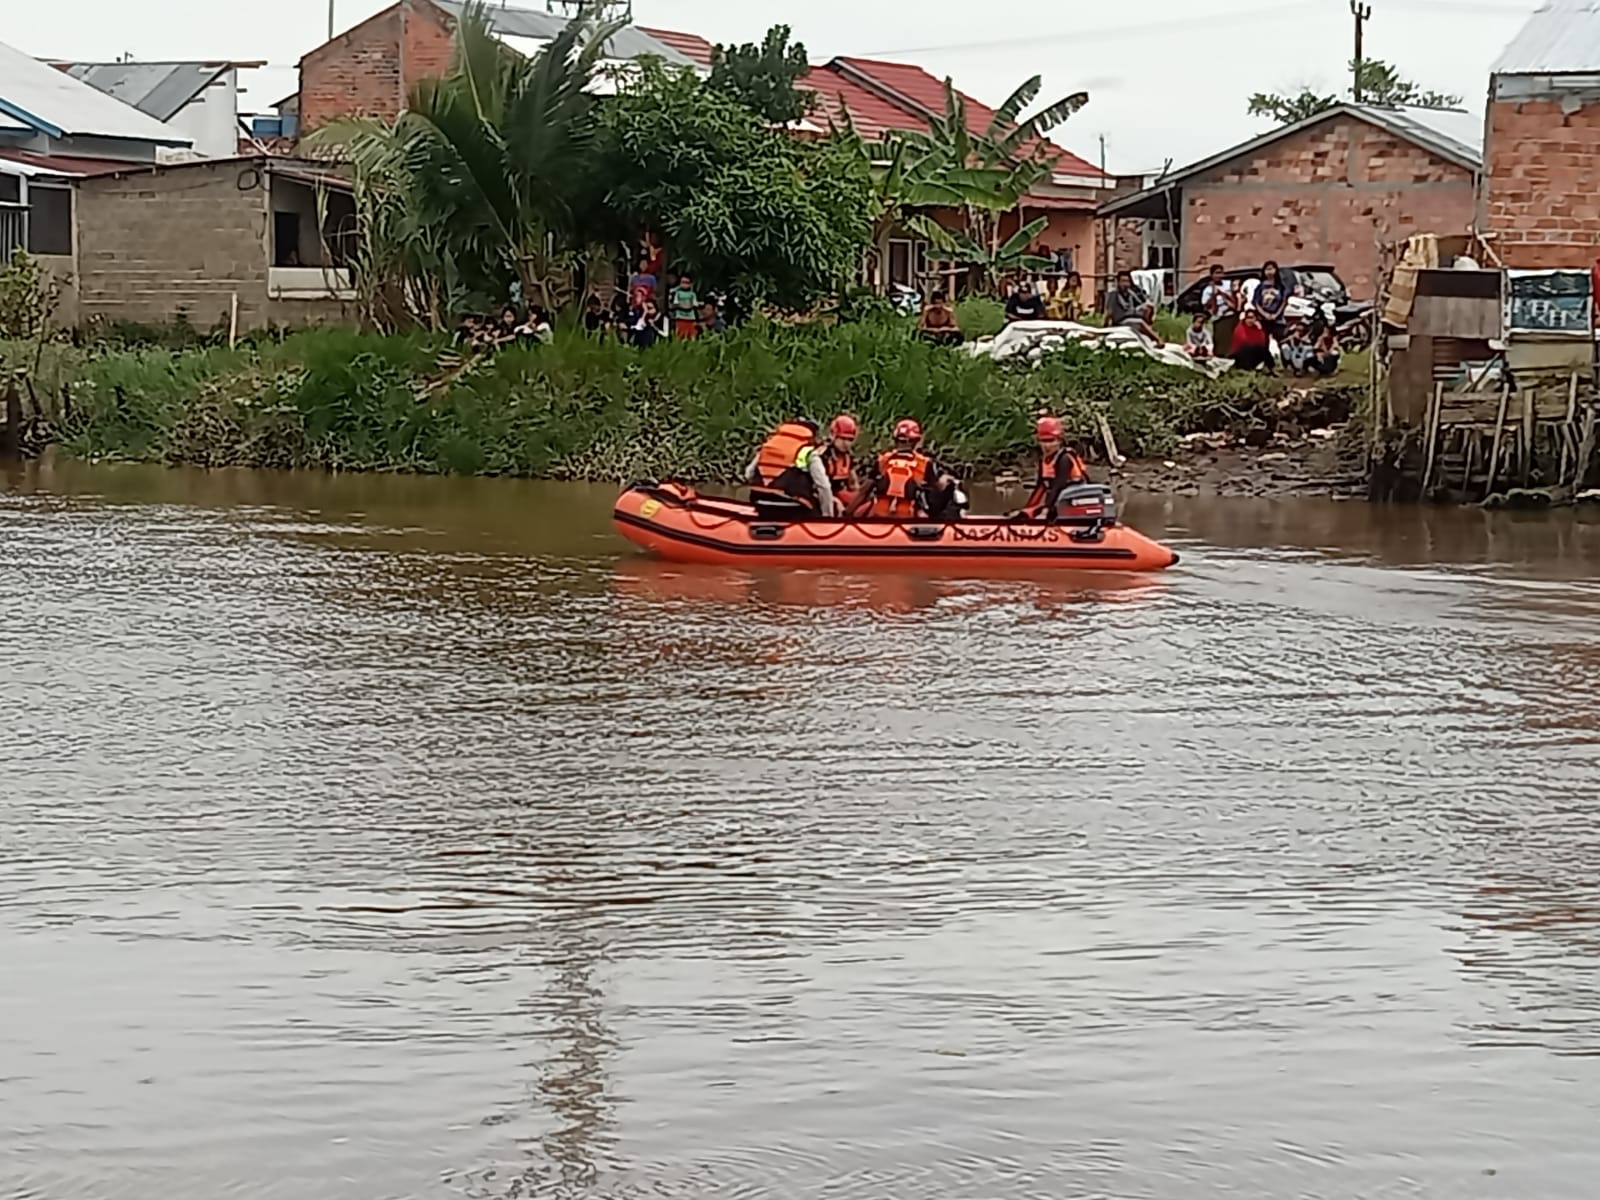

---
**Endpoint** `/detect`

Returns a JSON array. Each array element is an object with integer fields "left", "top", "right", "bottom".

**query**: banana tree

[{"left": 891, "top": 75, "right": 1089, "bottom": 293}]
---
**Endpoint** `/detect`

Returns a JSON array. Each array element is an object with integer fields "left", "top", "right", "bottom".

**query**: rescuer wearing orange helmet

[
  {"left": 848, "top": 418, "right": 959, "bottom": 520},
  {"left": 820, "top": 414, "right": 860, "bottom": 509},
  {"left": 1018, "top": 414, "right": 1090, "bottom": 520}
]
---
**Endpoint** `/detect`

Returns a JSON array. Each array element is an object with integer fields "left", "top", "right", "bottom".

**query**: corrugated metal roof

[
  {"left": 1357, "top": 104, "right": 1484, "bottom": 166},
  {"left": 62, "top": 62, "right": 229, "bottom": 122},
  {"left": 430, "top": 0, "right": 696, "bottom": 67},
  {"left": 0, "top": 40, "right": 191, "bottom": 145},
  {"left": 1492, "top": 0, "right": 1600, "bottom": 74}
]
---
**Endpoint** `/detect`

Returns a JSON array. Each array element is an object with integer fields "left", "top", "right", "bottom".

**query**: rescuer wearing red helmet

[
  {"left": 849, "top": 417, "right": 959, "bottom": 520},
  {"left": 1018, "top": 414, "right": 1090, "bottom": 521},
  {"left": 820, "top": 414, "right": 860, "bottom": 508}
]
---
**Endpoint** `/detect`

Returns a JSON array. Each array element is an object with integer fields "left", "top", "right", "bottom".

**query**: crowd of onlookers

[{"left": 991, "top": 259, "right": 1342, "bottom": 377}]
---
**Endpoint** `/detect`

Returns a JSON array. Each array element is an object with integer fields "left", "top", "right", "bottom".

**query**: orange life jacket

[
  {"left": 870, "top": 448, "right": 931, "bottom": 518},
  {"left": 1026, "top": 448, "right": 1089, "bottom": 515},
  {"left": 752, "top": 423, "right": 819, "bottom": 505},
  {"left": 1039, "top": 448, "right": 1088, "bottom": 486},
  {"left": 820, "top": 444, "right": 854, "bottom": 495}
]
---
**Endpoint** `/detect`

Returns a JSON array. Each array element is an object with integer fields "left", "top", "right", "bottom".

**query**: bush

[{"left": 41, "top": 321, "right": 1294, "bottom": 478}]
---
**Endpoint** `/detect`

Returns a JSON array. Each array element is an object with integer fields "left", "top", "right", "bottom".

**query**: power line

[{"left": 853, "top": 0, "right": 1535, "bottom": 58}]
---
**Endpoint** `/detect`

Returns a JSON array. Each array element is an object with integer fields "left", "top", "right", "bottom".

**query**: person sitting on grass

[
  {"left": 918, "top": 291, "right": 963, "bottom": 345},
  {"left": 582, "top": 294, "right": 609, "bottom": 335},
  {"left": 516, "top": 306, "right": 554, "bottom": 345},
  {"left": 1310, "top": 324, "right": 1342, "bottom": 376},
  {"left": 1281, "top": 319, "right": 1314, "bottom": 375},
  {"left": 1230, "top": 308, "right": 1274, "bottom": 373},
  {"left": 1185, "top": 311, "right": 1214, "bottom": 360},
  {"left": 1004, "top": 281, "right": 1045, "bottom": 324},
  {"left": 699, "top": 299, "right": 726, "bottom": 336}
]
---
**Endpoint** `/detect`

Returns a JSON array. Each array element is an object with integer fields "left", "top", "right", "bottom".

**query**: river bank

[{"left": 1, "top": 325, "right": 1362, "bottom": 491}]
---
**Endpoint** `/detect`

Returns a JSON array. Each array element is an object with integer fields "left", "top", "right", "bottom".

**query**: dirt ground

[{"left": 1112, "top": 436, "right": 1365, "bottom": 500}]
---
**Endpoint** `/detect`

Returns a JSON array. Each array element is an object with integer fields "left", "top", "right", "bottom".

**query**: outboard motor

[{"left": 1054, "top": 483, "right": 1117, "bottom": 540}]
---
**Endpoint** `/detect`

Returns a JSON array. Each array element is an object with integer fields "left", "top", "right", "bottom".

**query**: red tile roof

[
  {"left": 0, "top": 147, "right": 131, "bottom": 176},
  {"left": 809, "top": 56, "right": 1105, "bottom": 181},
  {"left": 638, "top": 27, "right": 716, "bottom": 69}
]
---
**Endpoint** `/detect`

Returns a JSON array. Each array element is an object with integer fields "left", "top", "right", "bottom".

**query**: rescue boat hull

[{"left": 613, "top": 482, "right": 1180, "bottom": 572}]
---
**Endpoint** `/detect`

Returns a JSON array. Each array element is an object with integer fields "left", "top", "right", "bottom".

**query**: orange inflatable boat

[{"left": 613, "top": 481, "right": 1180, "bottom": 572}]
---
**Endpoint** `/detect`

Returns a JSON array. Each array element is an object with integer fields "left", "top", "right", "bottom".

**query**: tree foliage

[
  {"left": 1247, "top": 58, "right": 1464, "bottom": 125},
  {"left": 310, "top": 2, "right": 618, "bottom": 324},
  {"left": 597, "top": 63, "right": 871, "bottom": 310},
  {"left": 708, "top": 24, "right": 814, "bottom": 125}
]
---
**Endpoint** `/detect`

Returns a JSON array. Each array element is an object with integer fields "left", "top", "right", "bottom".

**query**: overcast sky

[{"left": 11, "top": 0, "right": 1540, "bottom": 171}]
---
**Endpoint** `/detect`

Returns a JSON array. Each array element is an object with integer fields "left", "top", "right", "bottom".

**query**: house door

[{"left": 887, "top": 239, "right": 930, "bottom": 292}]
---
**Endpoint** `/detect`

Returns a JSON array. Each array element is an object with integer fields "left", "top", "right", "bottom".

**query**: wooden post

[
  {"left": 1421, "top": 381, "right": 1445, "bottom": 496},
  {"left": 1095, "top": 411, "right": 1126, "bottom": 469},
  {"left": 229, "top": 293, "right": 239, "bottom": 349},
  {"left": 1577, "top": 401, "right": 1598, "bottom": 493},
  {"left": 1486, "top": 384, "right": 1511, "bottom": 497},
  {"left": 1521, "top": 388, "right": 1536, "bottom": 487},
  {"left": 1462, "top": 430, "right": 1479, "bottom": 497},
  {"left": 1560, "top": 372, "right": 1580, "bottom": 484},
  {"left": 0, "top": 377, "right": 19, "bottom": 460}
]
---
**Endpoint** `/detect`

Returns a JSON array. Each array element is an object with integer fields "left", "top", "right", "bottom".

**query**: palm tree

[{"left": 311, "top": 1, "right": 621, "bottom": 325}]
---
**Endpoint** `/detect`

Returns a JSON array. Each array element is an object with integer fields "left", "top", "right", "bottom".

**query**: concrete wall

[
  {"left": 1180, "top": 115, "right": 1477, "bottom": 297},
  {"left": 74, "top": 161, "right": 351, "bottom": 330},
  {"left": 1483, "top": 80, "right": 1600, "bottom": 269},
  {"left": 163, "top": 71, "right": 242, "bottom": 159},
  {"left": 35, "top": 253, "right": 78, "bottom": 328},
  {"left": 298, "top": 0, "right": 455, "bottom": 131}
]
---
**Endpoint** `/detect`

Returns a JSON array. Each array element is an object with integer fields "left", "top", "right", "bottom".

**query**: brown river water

[{"left": 5, "top": 458, "right": 1600, "bottom": 1200}]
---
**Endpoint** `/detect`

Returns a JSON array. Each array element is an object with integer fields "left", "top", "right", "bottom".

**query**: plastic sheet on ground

[{"left": 964, "top": 320, "right": 1235, "bottom": 378}]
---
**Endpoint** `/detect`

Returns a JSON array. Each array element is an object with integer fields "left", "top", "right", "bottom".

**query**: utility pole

[
  {"left": 328, "top": 0, "right": 335, "bottom": 41},
  {"left": 1351, "top": 0, "right": 1372, "bottom": 103}
]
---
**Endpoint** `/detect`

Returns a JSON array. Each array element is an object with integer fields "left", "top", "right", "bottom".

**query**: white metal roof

[
  {"left": 430, "top": 0, "right": 697, "bottom": 68},
  {"left": 1492, "top": 0, "right": 1600, "bottom": 74},
  {"left": 0, "top": 40, "right": 192, "bottom": 146}
]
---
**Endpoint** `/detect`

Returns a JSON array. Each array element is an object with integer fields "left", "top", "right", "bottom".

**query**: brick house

[
  {"left": 802, "top": 57, "right": 1109, "bottom": 296},
  {"left": 60, "top": 156, "right": 358, "bottom": 330},
  {"left": 294, "top": 0, "right": 706, "bottom": 132},
  {"left": 1097, "top": 104, "right": 1483, "bottom": 299},
  {"left": 1481, "top": 0, "right": 1600, "bottom": 269}
]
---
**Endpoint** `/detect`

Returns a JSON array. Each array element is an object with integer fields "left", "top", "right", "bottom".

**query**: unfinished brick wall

[
  {"left": 402, "top": 2, "right": 455, "bottom": 88},
  {"left": 1181, "top": 115, "right": 1476, "bottom": 297},
  {"left": 299, "top": 4, "right": 405, "bottom": 131},
  {"left": 1483, "top": 95, "right": 1600, "bottom": 269},
  {"left": 298, "top": 0, "right": 457, "bottom": 132}
]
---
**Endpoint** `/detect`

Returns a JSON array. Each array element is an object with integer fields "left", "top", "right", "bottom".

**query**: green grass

[{"left": 6, "top": 320, "right": 1332, "bottom": 480}]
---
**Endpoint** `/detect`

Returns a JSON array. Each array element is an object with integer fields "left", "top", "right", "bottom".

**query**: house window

[
  {"left": 0, "top": 175, "right": 19, "bottom": 205},
  {"left": 27, "top": 186, "right": 72, "bottom": 256}
]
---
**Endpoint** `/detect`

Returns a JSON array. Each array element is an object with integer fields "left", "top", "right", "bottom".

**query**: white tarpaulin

[{"left": 963, "top": 320, "right": 1234, "bottom": 378}]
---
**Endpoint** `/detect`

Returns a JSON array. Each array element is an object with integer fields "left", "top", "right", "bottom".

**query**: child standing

[{"left": 669, "top": 272, "right": 700, "bottom": 340}]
